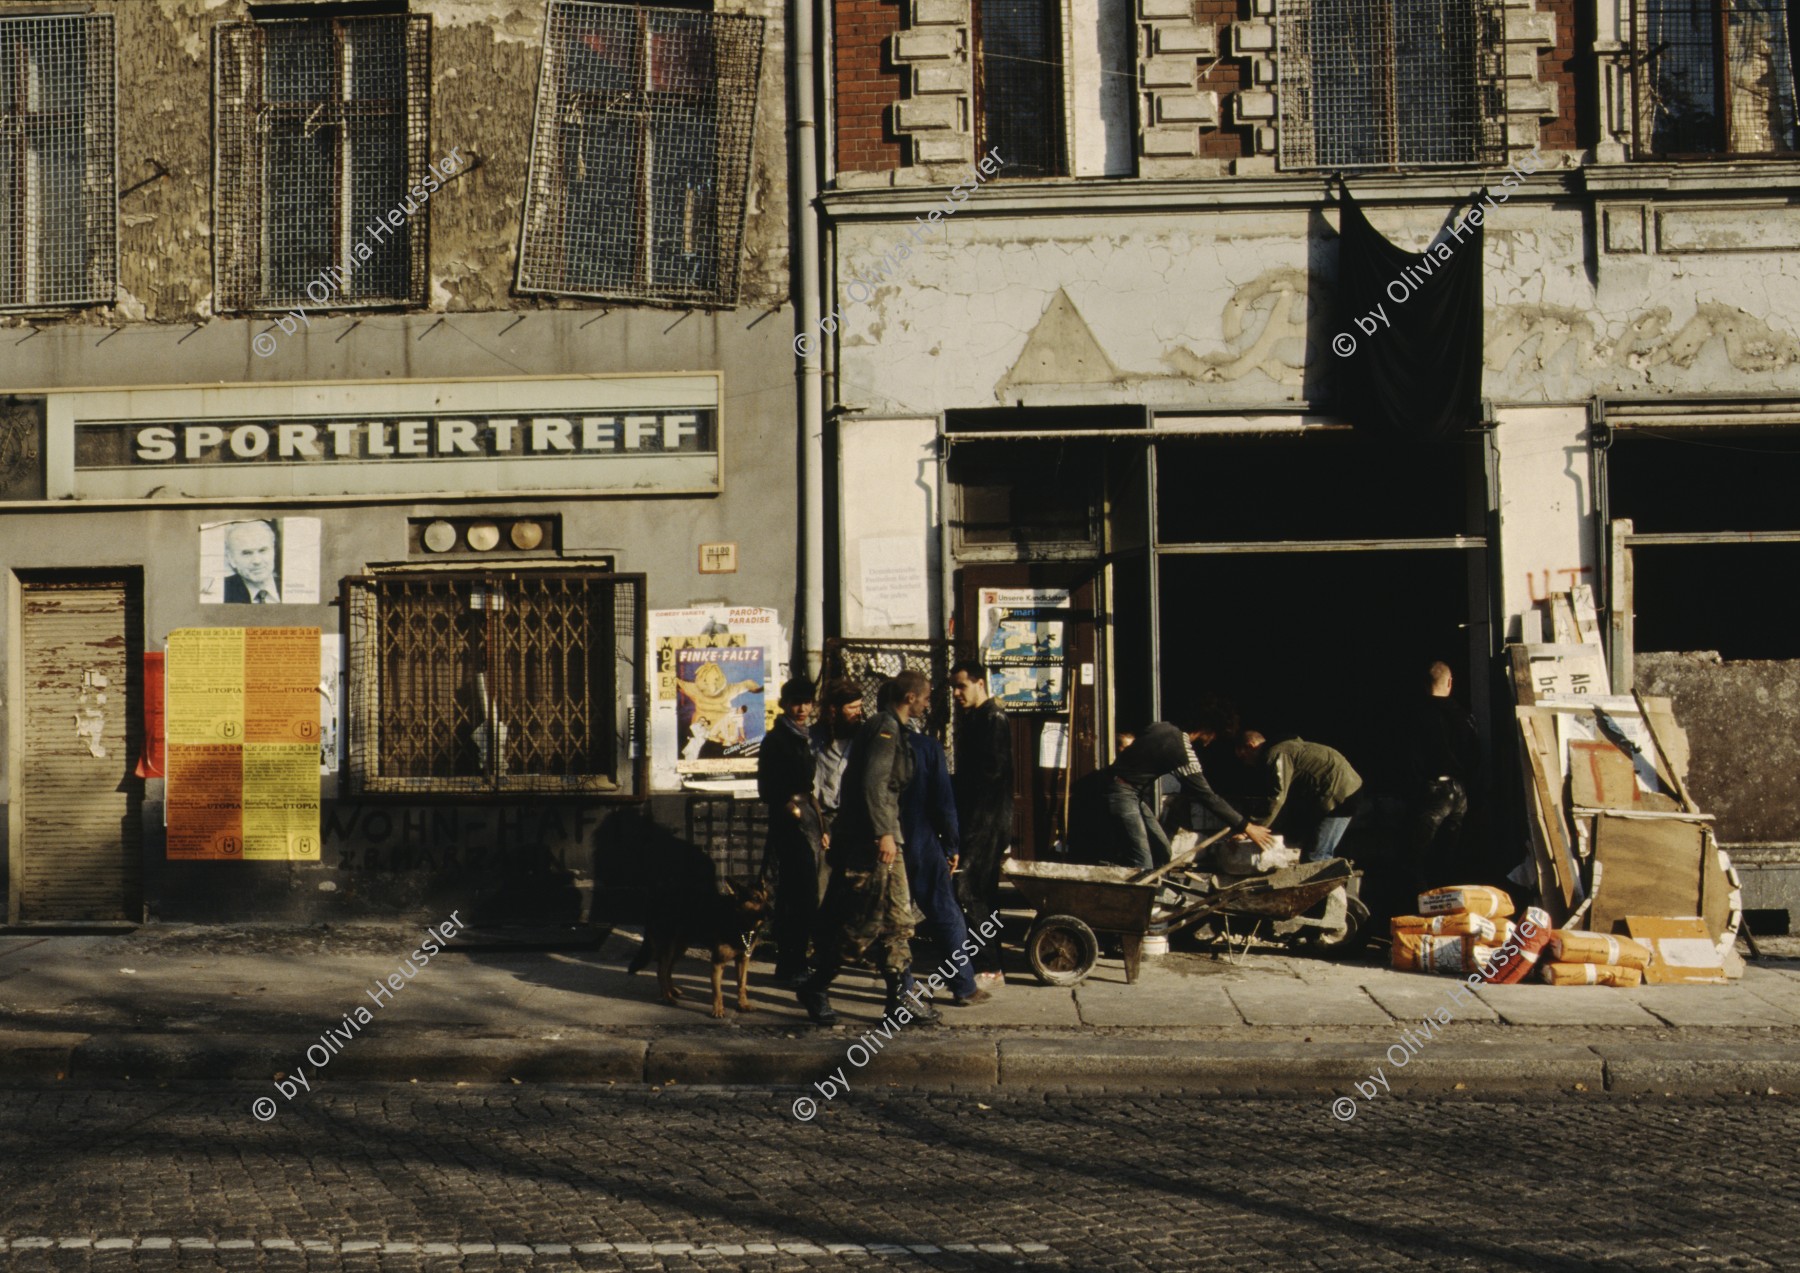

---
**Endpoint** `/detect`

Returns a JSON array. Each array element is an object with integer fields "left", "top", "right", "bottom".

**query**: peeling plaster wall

[
  {"left": 18, "top": 0, "right": 789, "bottom": 327},
  {"left": 829, "top": 198, "right": 1800, "bottom": 414}
]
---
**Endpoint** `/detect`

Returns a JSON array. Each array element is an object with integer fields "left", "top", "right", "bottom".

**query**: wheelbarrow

[
  {"left": 1002, "top": 859, "right": 1163, "bottom": 986},
  {"left": 1004, "top": 833, "right": 1364, "bottom": 986}
]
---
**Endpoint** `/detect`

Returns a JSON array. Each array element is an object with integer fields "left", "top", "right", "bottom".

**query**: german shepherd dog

[{"left": 627, "top": 879, "right": 774, "bottom": 1018}]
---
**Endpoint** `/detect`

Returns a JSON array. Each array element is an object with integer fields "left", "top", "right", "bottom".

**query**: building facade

[
  {"left": 0, "top": 0, "right": 794, "bottom": 924},
  {"left": 818, "top": 0, "right": 1800, "bottom": 916}
]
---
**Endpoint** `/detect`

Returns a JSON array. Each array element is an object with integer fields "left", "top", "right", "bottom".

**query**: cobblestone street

[{"left": 2, "top": 1085, "right": 1795, "bottom": 1270}]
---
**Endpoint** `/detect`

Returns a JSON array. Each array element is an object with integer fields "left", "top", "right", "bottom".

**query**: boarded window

[
  {"left": 1276, "top": 0, "right": 1505, "bottom": 170},
  {"left": 517, "top": 0, "right": 765, "bottom": 308},
  {"left": 0, "top": 12, "right": 115, "bottom": 312},
  {"left": 344, "top": 571, "right": 647, "bottom": 796},
  {"left": 975, "top": 0, "right": 1064, "bottom": 177},
  {"left": 214, "top": 14, "right": 432, "bottom": 313},
  {"left": 1633, "top": 0, "right": 1800, "bottom": 156}
]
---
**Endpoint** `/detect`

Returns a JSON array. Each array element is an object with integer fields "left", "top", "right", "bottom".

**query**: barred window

[
  {"left": 518, "top": 0, "right": 765, "bottom": 308},
  {"left": 974, "top": 0, "right": 1065, "bottom": 178},
  {"left": 214, "top": 14, "right": 431, "bottom": 313},
  {"left": 1633, "top": 0, "right": 1800, "bottom": 156},
  {"left": 0, "top": 13, "right": 115, "bottom": 312},
  {"left": 344, "top": 571, "right": 647, "bottom": 797},
  {"left": 1276, "top": 0, "right": 1505, "bottom": 170}
]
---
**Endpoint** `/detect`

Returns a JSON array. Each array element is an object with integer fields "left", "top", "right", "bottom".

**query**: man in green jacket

[{"left": 1235, "top": 731, "right": 1364, "bottom": 863}]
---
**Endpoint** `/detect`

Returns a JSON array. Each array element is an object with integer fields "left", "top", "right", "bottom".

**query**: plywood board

[
  {"left": 1517, "top": 707, "right": 1579, "bottom": 919},
  {"left": 1592, "top": 817, "right": 1706, "bottom": 937},
  {"left": 1568, "top": 739, "right": 1680, "bottom": 814},
  {"left": 1626, "top": 915, "right": 1726, "bottom": 984}
]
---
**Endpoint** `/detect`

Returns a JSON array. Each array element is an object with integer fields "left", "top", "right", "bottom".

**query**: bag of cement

[
  {"left": 1479, "top": 907, "right": 1553, "bottom": 984},
  {"left": 1549, "top": 931, "right": 1652, "bottom": 971},
  {"left": 1391, "top": 912, "right": 1497, "bottom": 940},
  {"left": 1417, "top": 885, "right": 1511, "bottom": 919},
  {"left": 1391, "top": 931, "right": 1473, "bottom": 975},
  {"left": 1541, "top": 962, "right": 1643, "bottom": 988},
  {"left": 1214, "top": 837, "right": 1299, "bottom": 874}
]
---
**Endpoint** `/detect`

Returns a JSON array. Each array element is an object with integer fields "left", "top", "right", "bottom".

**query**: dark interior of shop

[{"left": 1607, "top": 428, "right": 1800, "bottom": 660}]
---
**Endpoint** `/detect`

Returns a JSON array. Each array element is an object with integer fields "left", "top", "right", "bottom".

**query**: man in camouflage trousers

[{"left": 795, "top": 669, "right": 941, "bottom": 1028}]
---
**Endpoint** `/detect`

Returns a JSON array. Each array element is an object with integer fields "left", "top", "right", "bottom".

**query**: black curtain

[{"left": 1332, "top": 182, "right": 1484, "bottom": 441}]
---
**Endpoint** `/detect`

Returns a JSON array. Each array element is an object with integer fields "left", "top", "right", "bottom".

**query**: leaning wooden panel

[{"left": 1589, "top": 816, "right": 1707, "bottom": 937}]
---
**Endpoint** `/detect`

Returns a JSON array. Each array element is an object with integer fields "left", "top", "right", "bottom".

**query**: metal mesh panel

[
  {"left": 518, "top": 0, "right": 765, "bottom": 307},
  {"left": 1633, "top": 0, "right": 1800, "bottom": 156},
  {"left": 684, "top": 796, "right": 770, "bottom": 885},
  {"left": 0, "top": 13, "right": 115, "bottom": 311},
  {"left": 1276, "top": 0, "right": 1506, "bottom": 170},
  {"left": 345, "top": 571, "right": 645, "bottom": 796},
  {"left": 823, "top": 638, "right": 955, "bottom": 746},
  {"left": 974, "top": 0, "right": 1063, "bottom": 177},
  {"left": 214, "top": 15, "right": 430, "bottom": 313}
]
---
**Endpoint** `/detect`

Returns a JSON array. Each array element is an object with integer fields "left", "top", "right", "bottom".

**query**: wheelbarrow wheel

[
  {"left": 1304, "top": 894, "right": 1372, "bottom": 960},
  {"left": 1026, "top": 914, "right": 1101, "bottom": 987}
]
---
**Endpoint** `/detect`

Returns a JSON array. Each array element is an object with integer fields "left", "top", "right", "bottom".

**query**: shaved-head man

[{"left": 223, "top": 520, "right": 281, "bottom": 604}]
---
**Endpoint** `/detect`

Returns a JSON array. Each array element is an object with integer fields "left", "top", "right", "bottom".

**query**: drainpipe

[{"left": 793, "top": 0, "right": 826, "bottom": 678}]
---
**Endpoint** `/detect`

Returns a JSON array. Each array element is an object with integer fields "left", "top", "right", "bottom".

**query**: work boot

[
  {"left": 885, "top": 969, "right": 942, "bottom": 1025},
  {"left": 795, "top": 969, "right": 838, "bottom": 1026}
]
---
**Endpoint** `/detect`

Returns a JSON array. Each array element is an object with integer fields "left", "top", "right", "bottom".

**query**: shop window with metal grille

[
  {"left": 974, "top": 0, "right": 1064, "bottom": 177},
  {"left": 214, "top": 13, "right": 431, "bottom": 313},
  {"left": 1632, "top": 0, "right": 1800, "bottom": 156},
  {"left": 1276, "top": 0, "right": 1505, "bottom": 170},
  {"left": 517, "top": 0, "right": 764, "bottom": 308},
  {"left": 0, "top": 12, "right": 115, "bottom": 312},
  {"left": 343, "top": 571, "right": 647, "bottom": 797}
]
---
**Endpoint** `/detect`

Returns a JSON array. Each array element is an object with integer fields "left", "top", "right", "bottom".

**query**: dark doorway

[{"left": 1155, "top": 547, "right": 1485, "bottom": 800}]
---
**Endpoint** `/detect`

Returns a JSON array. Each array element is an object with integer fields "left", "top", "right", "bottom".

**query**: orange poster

[
  {"left": 166, "top": 744, "right": 245, "bottom": 859},
  {"left": 245, "top": 628, "right": 322, "bottom": 745}
]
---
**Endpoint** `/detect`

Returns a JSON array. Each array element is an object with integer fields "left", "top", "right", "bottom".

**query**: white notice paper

[
  {"left": 1038, "top": 721, "right": 1070, "bottom": 770},
  {"left": 859, "top": 535, "right": 928, "bottom": 628}
]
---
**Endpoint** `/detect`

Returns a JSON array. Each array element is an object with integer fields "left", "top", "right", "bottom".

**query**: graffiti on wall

[{"left": 323, "top": 805, "right": 608, "bottom": 873}]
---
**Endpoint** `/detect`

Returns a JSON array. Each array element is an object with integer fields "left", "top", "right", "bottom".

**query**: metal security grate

[
  {"left": 684, "top": 796, "right": 770, "bottom": 885},
  {"left": 518, "top": 0, "right": 764, "bottom": 307},
  {"left": 0, "top": 13, "right": 115, "bottom": 312},
  {"left": 824, "top": 637, "right": 955, "bottom": 746},
  {"left": 974, "top": 0, "right": 1063, "bottom": 177},
  {"left": 344, "top": 571, "right": 646, "bottom": 796},
  {"left": 1276, "top": 0, "right": 1507, "bottom": 170},
  {"left": 1632, "top": 0, "right": 1800, "bottom": 156},
  {"left": 214, "top": 14, "right": 430, "bottom": 313}
]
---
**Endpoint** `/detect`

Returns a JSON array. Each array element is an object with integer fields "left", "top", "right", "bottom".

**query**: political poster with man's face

[{"left": 199, "top": 517, "right": 321, "bottom": 605}]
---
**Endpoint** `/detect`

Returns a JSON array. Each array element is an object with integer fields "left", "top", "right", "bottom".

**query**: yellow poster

[
  {"left": 165, "top": 627, "right": 321, "bottom": 861},
  {"left": 166, "top": 629, "right": 245, "bottom": 744},
  {"left": 243, "top": 744, "right": 322, "bottom": 859}
]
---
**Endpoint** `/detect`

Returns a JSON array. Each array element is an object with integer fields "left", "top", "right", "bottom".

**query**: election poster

[
  {"left": 977, "top": 586, "right": 1069, "bottom": 710},
  {"left": 165, "top": 626, "right": 321, "bottom": 860}
]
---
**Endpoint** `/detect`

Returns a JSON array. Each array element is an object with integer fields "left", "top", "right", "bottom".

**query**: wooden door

[
  {"left": 954, "top": 564, "right": 1102, "bottom": 860},
  {"left": 16, "top": 578, "right": 142, "bottom": 921}
]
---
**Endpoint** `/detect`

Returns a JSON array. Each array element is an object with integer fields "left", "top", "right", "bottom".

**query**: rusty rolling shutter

[{"left": 19, "top": 582, "right": 140, "bottom": 921}]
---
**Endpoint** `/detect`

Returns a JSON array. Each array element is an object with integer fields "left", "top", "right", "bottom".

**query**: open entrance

[{"left": 1148, "top": 429, "right": 1493, "bottom": 830}]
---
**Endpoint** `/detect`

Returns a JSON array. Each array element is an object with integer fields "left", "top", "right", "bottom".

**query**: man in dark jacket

[
  {"left": 950, "top": 661, "right": 1012, "bottom": 983},
  {"left": 1108, "top": 720, "right": 1273, "bottom": 869},
  {"left": 757, "top": 678, "right": 824, "bottom": 988},
  {"left": 1405, "top": 661, "right": 1482, "bottom": 894},
  {"left": 796, "top": 670, "right": 941, "bottom": 1027},
  {"left": 893, "top": 684, "right": 988, "bottom": 1007}
]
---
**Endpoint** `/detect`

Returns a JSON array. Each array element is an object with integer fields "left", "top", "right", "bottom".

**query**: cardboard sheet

[{"left": 1590, "top": 818, "right": 1706, "bottom": 937}]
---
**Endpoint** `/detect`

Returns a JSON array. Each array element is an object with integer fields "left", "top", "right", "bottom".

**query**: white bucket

[{"left": 1140, "top": 934, "right": 1170, "bottom": 957}]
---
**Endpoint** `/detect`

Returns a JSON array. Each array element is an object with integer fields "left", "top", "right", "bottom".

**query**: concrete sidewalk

[{"left": 4, "top": 920, "right": 1799, "bottom": 1096}]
